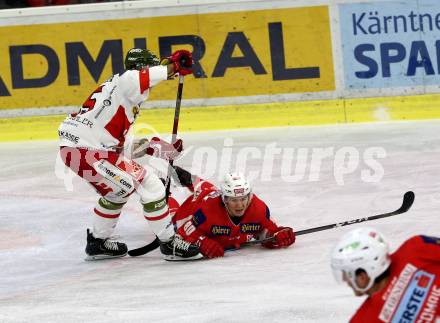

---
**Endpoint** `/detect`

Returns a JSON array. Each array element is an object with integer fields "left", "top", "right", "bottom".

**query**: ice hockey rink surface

[{"left": 1, "top": 120, "right": 439, "bottom": 323}]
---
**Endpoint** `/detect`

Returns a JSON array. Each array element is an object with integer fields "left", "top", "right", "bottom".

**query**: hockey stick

[
  {"left": 130, "top": 191, "right": 414, "bottom": 257},
  {"left": 128, "top": 75, "right": 185, "bottom": 257},
  {"left": 295, "top": 190, "right": 414, "bottom": 236},
  {"left": 241, "top": 190, "right": 415, "bottom": 246},
  {"left": 166, "top": 74, "right": 184, "bottom": 198},
  {"left": 166, "top": 191, "right": 415, "bottom": 260}
]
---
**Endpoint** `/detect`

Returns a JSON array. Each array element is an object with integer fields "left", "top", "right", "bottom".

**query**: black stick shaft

[
  {"left": 128, "top": 76, "right": 185, "bottom": 258},
  {"left": 165, "top": 75, "right": 184, "bottom": 198},
  {"left": 296, "top": 191, "right": 414, "bottom": 236},
  {"left": 243, "top": 191, "right": 414, "bottom": 245},
  {"left": 130, "top": 191, "right": 414, "bottom": 256}
]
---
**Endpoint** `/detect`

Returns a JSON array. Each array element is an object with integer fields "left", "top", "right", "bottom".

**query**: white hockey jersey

[{"left": 58, "top": 66, "right": 168, "bottom": 151}]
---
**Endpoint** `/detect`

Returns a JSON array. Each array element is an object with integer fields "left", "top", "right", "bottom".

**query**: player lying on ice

[
  {"left": 58, "top": 47, "right": 196, "bottom": 260},
  {"left": 162, "top": 166, "right": 296, "bottom": 261},
  {"left": 330, "top": 227, "right": 440, "bottom": 322}
]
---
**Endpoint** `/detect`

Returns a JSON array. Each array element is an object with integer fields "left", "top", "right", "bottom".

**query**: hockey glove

[
  {"left": 145, "top": 137, "right": 183, "bottom": 161},
  {"left": 262, "top": 227, "right": 295, "bottom": 249},
  {"left": 168, "top": 49, "right": 193, "bottom": 76},
  {"left": 198, "top": 236, "right": 224, "bottom": 258}
]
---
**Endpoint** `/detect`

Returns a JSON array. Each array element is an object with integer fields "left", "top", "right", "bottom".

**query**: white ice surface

[{"left": 1, "top": 120, "right": 440, "bottom": 323}]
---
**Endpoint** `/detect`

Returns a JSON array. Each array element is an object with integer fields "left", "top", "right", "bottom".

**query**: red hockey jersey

[
  {"left": 173, "top": 182, "right": 279, "bottom": 249},
  {"left": 351, "top": 235, "right": 440, "bottom": 323}
]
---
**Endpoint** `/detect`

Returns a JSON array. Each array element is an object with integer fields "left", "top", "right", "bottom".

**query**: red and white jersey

[
  {"left": 351, "top": 235, "right": 440, "bottom": 323},
  {"left": 173, "top": 181, "right": 280, "bottom": 249},
  {"left": 58, "top": 66, "right": 168, "bottom": 151}
]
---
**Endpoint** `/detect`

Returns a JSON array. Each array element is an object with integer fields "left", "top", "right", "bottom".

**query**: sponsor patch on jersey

[
  {"left": 418, "top": 285, "right": 440, "bottom": 322},
  {"left": 240, "top": 223, "right": 261, "bottom": 233},
  {"left": 210, "top": 225, "right": 231, "bottom": 236},
  {"left": 121, "top": 160, "right": 146, "bottom": 182},
  {"left": 68, "top": 115, "right": 94, "bottom": 128},
  {"left": 390, "top": 270, "right": 434, "bottom": 322},
  {"left": 379, "top": 263, "right": 417, "bottom": 322},
  {"left": 193, "top": 209, "right": 206, "bottom": 227},
  {"left": 58, "top": 130, "right": 79, "bottom": 144},
  {"left": 94, "top": 160, "right": 134, "bottom": 192},
  {"left": 421, "top": 235, "right": 440, "bottom": 245}
]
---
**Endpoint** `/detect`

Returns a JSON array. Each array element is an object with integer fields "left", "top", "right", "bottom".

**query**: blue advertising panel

[{"left": 339, "top": 0, "right": 440, "bottom": 89}]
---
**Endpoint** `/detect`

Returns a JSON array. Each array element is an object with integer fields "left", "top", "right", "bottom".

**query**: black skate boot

[
  {"left": 160, "top": 234, "right": 203, "bottom": 261},
  {"left": 85, "top": 229, "right": 128, "bottom": 261}
]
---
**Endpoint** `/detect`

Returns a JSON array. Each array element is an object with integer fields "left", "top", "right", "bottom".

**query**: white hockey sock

[
  {"left": 143, "top": 203, "right": 174, "bottom": 242},
  {"left": 138, "top": 172, "right": 174, "bottom": 241},
  {"left": 92, "top": 198, "right": 123, "bottom": 239}
]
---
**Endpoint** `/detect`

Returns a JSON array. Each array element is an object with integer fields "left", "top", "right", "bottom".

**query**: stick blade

[
  {"left": 399, "top": 191, "right": 415, "bottom": 213},
  {"left": 128, "top": 237, "right": 160, "bottom": 257}
]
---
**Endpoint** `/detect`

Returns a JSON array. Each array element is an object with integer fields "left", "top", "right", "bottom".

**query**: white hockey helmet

[
  {"left": 220, "top": 172, "right": 252, "bottom": 200},
  {"left": 330, "top": 227, "right": 391, "bottom": 293}
]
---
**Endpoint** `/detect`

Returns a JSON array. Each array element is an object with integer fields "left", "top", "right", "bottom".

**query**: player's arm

[
  {"left": 160, "top": 49, "right": 193, "bottom": 78},
  {"left": 118, "top": 68, "right": 166, "bottom": 104},
  {"left": 173, "top": 165, "right": 215, "bottom": 192},
  {"left": 131, "top": 137, "right": 183, "bottom": 159},
  {"left": 138, "top": 50, "right": 193, "bottom": 88},
  {"left": 162, "top": 165, "right": 217, "bottom": 195},
  {"left": 176, "top": 208, "right": 224, "bottom": 259},
  {"left": 258, "top": 203, "right": 296, "bottom": 249},
  {"left": 131, "top": 137, "right": 149, "bottom": 158}
]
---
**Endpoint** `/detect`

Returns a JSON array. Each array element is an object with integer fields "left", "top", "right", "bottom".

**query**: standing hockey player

[
  {"left": 58, "top": 48, "right": 200, "bottom": 260},
  {"left": 331, "top": 227, "right": 440, "bottom": 322},
  {"left": 167, "top": 166, "right": 296, "bottom": 260}
]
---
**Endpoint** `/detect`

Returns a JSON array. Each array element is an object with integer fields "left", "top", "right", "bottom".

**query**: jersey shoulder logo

[{"left": 193, "top": 209, "right": 207, "bottom": 227}]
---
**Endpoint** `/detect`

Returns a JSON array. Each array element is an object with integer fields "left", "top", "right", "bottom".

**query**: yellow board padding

[
  {"left": 1, "top": 93, "right": 439, "bottom": 142},
  {"left": 0, "top": 5, "right": 334, "bottom": 109}
]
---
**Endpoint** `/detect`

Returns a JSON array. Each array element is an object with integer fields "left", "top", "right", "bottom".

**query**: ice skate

[
  {"left": 160, "top": 234, "right": 203, "bottom": 261},
  {"left": 85, "top": 229, "right": 128, "bottom": 261}
]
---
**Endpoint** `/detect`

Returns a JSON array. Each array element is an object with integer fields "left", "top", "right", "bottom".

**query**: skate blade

[
  {"left": 85, "top": 253, "right": 127, "bottom": 261},
  {"left": 164, "top": 253, "right": 204, "bottom": 262}
]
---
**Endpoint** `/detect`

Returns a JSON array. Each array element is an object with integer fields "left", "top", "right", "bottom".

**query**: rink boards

[
  {"left": 0, "top": 0, "right": 440, "bottom": 141},
  {"left": 1, "top": 93, "right": 439, "bottom": 142}
]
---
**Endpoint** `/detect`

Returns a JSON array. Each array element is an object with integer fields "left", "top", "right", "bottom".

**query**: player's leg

[
  {"left": 139, "top": 172, "right": 174, "bottom": 241},
  {"left": 85, "top": 195, "right": 129, "bottom": 260},
  {"left": 89, "top": 154, "right": 199, "bottom": 259},
  {"left": 60, "top": 147, "right": 130, "bottom": 260},
  {"left": 113, "top": 157, "right": 175, "bottom": 243},
  {"left": 137, "top": 171, "right": 201, "bottom": 260}
]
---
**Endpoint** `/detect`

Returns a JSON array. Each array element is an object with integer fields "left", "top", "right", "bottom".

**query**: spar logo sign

[{"left": 339, "top": 0, "right": 440, "bottom": 89}]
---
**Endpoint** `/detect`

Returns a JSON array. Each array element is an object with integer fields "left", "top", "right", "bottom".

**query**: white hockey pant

[{"left": 91, "top": 160, "right": 174, "bottom": 242}]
